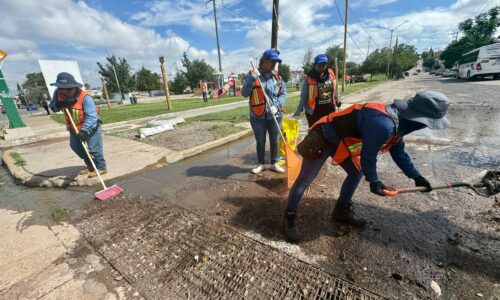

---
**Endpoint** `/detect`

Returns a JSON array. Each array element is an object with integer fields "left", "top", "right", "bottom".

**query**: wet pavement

[{"left": 1, "top": 74, "right": 499, "bottom": 298}]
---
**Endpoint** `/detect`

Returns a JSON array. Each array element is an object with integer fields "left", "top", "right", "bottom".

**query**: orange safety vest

[
  {"left": 201, "top": 82, "right": 207, "bottom": 92},
  {"left": 306, "top": 68, "right": 337, "bottom": 110},
  {"left": 310, "top": 102, "right": 401, "bottom": 170},
  {"left": 249, "top": 70, "right": 282, "bottom": 117},
  {"left": 57, "top": 89, "right": 99, "bottom": 132}
]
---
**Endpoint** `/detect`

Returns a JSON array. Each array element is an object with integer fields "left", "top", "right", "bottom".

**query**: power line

[
  {"left": 333, "top": 0, "right": 368, "bottom": 60},
  {"left": 348, "top": 6, "right": 381, "bottom": 49}
]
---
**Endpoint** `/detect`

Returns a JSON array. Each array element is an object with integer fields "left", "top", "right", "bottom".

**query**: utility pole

[
  {"left": 341, "top": 0, "right": 349, "bottom": 92},
  {"left": 159, "top": 56, "right": 172, "bottom": 110},
  {"left": 366, "top": 36, "right": 371, "bottom": 60},
  {"left": 101, "top": 77, "right": 111, "bottom": 109},
  {"left": 271, "top": 0, "right": 279, "bottom": 49},
  {"left": 207, "top": 0, "right": 223, "bottom": 88},
  {"left": 110, "top": 55, "right": 125, "bottom": 104},
  {"left": 386, "top": 30, "right": 394, "bottom": 78},
  {"left": 391, "top": 36, "right": 399, "bottom": 78}
]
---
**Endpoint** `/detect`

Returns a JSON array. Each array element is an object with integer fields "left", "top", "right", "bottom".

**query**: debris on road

[{"left": 430, "top": 280, "right": 442, "bottom": 297}]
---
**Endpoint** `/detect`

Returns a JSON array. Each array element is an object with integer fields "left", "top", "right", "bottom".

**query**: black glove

[
  {"left": 76, "top": 130, "right": 90, "bottom": 141},
  {"left": 370, "top": 181, "right": 395, "bottom": 196},
  {"left": 55, "top": 100, "right": 66, "bottom": 109},
  {"left": 414, "top": 175, "right": 432, "bottom": 192},
  {"left": 336, "top": 98, "right": 342, "bottom": 108}
]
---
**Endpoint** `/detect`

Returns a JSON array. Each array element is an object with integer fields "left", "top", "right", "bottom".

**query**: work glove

[
  {"left": 270, "top": 105, "right": 278, "bottom": 115},
  {"left": 414, "top": 175, "right": 432, "bottom": 192},
  {"left": 55, "top": 100, "right": 67, "bottom": 109},
  {"left": 76, "top": 130, "right": 90, "bottom": 141},
  {"left": 370, "top": 180, "right": 396, "bottom": 197},
  {"left": 336, "top": 97, "right": 342, "bottom": 108}
]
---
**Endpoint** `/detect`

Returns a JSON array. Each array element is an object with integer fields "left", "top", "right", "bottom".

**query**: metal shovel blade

[{"left": 468, "top": 170, "right": 500, "bottom": 197}]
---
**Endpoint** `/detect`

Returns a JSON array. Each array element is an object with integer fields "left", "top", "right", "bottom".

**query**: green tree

[
  {"left": 345, "top": 62, "right": 360, "bottom": 76},
  {"left": 360, "top": 48, "right": 389, "bottom": 80},
  {"left": 135, "top": 67, "right": 162, "bottom": 96},
  {"left": 84, "top": 83, "right": 91, "bottom": 90},
  {"left": 325, "top": 44, "right": 345, "bottom": 78},
  {"left": 180, "top": 52, "right": 217, "bottom": 89},
  {"left": 170, "top": 71, "right": 189, "bottom": 95},
  {"left": 423, "top": 57, "right": 438, "bottom": 70},
  {"left": 302, "top": 47, "right": 313, "bottom": 74},
  {"left": 21, "top": 72, "right": 49, "bottom": 104},
  {"left": 278, "top": 63, "right": 291, "bottom": 82},
  {"left": 391, "top": 43, "right": 420, "bottom": 77},
  {"left": 16, "top": 82, "right": 27, "bottom": 105},
  {"left": 441, "top": 6, "right": 499, "bottom": 67},
  {"left": 97, "top": 55, "right": 134, "bottom": 97}
]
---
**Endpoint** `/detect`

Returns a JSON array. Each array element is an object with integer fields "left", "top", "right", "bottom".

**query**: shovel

[{"left": 383, "top": 170, "right": 499, "bottom": 198}]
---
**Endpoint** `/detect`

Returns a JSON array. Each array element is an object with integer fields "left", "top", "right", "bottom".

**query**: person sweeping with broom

[
  {"left": 284, "top": 91, "right": 450, "bottom": 243},
  {"left": 242, "top": 49, "right": 287, "bottom": 174},
  {"left": 49, "top": 72, "right": 107, "bottom": 178}
]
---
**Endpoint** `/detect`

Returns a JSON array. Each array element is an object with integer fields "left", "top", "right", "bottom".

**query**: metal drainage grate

[{"left": 77, "top": 201, "right": 383, "bottom": 299}]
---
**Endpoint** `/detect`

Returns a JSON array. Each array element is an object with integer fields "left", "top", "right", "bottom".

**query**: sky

[{"left": 1, "top": 0, "right": 499, "bottom": 92}]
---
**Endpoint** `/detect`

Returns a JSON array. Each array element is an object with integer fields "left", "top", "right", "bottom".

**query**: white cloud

[
  {"left": 0, "top": 0, "right": 207, "bottom": 91},
  {"left": 351, "top": 0, "right": 398, "bottom": 9}
]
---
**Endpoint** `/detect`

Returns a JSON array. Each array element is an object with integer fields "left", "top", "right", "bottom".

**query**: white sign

[{"left": 38, "top": 60, "right": 84, "bottom": 98}]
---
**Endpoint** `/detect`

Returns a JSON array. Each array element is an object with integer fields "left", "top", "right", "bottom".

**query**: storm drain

[{"left": 77, "top": 201, "right": 383, "bottom": 299}]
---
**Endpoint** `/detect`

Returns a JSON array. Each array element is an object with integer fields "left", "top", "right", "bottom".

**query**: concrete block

[
  {"left": 2, "top": 127, "right": 35, "bottom": 141},
  {"left": 148, "top": 117, "right": 185, "bottom": 127}
]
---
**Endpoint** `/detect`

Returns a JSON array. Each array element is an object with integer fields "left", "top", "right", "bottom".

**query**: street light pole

[
  {"left": 341, "top": 0, "right": 349, "bottom": 93},
  {"left": 378, "top": 20, "right": 408, "bottom": 78}
]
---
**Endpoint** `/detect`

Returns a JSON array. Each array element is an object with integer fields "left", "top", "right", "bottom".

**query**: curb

[{"left": 2, "top": 128, "right": 253, "bottom": 188}]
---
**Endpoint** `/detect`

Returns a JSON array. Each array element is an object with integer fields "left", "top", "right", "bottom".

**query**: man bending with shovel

[{"left": 284, "top": 91, "right": 450, "bottom": 243}]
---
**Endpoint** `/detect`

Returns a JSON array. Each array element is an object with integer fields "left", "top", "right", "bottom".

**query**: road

[{"left": 1, "top": 74, "right": 498, "bottom": 298}]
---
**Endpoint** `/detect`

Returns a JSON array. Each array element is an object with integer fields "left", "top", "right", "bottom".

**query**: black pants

[{"left": 43, "top": 106, "right": 50, "bottom": 115}]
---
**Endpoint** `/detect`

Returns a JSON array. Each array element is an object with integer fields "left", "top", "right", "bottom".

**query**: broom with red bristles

[{"left": 64, "top": 108, "right": 123, "bottom": 200}]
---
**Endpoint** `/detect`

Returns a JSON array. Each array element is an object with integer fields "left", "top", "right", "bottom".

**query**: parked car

[
  {"left": 429, "top": 70, "right": 437, "bottom": 75},
  {"left": 27, "top": 103, "right": 38, "bottom": 111},
  {"left": 443, "top": 69, "right": 458, "bottom": 77},
  {"left": 412, "top": 71, "right": 418, "bottom": 75},
  {"left": 404, "top": 71, "right": 410, "bottom": 76}
]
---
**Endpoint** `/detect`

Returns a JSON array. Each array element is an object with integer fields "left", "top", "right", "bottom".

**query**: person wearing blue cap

[
  {"left": 294, "top": 54, "right": 340, "bottom": 127},
  {"left": 242, "top": 48, "right": 287, "bottom": 174}
]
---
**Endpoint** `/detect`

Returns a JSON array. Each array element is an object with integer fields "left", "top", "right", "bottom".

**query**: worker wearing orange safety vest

[
  {"left": 294, "top": 54, "right": 341, "bottom": 127},
  {"left": 242, "top": 49, "right": 287, "bottom": 175},
  {"left": 201, "top": 80, "right": 208, "bottom": 102},
  {"left": 283, "top": 91, "right": 450, "bottom": 243},
  {"left": 49, "top": 72, "right": 106, "bottom": 178}
]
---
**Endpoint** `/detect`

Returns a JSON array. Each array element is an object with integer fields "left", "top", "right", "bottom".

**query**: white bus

[{"left": 456, "top": 43, "right": 500, "bottom": 80}]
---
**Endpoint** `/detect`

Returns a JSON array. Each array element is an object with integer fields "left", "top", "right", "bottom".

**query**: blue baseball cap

[
  {"left": 314, "top": 54, "right": 328, "bottom": 64},
  {"left": 262, "top": 48, "right": 282, "bottom": 63}
]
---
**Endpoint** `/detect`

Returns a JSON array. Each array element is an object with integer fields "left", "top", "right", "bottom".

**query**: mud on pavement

[{"left": 73, "top": 137, "right": 499, "bottom": 299}]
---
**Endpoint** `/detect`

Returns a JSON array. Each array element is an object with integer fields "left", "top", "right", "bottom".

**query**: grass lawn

[
  {"left": 53, "top": 75, "right": 387, "bottom": 126},
  {"left": 51, "top": 96, "right": 246, "bottom": 124},
  {"left": 187, "top": 75, "right": 389, "bottom": 125}
]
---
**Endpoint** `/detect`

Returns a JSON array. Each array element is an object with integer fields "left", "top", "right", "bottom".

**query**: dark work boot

[
  {"left": 283, "top": 211, "right": 300, "bottom": 243},
  {"left": 332, "top": 202, "right": 367, "bottom": 226}
]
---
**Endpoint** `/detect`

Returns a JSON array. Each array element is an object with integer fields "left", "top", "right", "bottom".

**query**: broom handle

[
  {"left": 64, "top": 108, "right": 107, "bottom": 189},
  {"left": 250, "top": 62, "right": 287, "bottom": 144},
  {"left": 383, "top": 182, "right": 471, "bottom": 196}
]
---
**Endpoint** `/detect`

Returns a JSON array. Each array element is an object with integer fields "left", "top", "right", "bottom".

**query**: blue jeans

[
  {"left": 250, "top": 115, "right": 282, "bottom": 164},
  {"left": 69, "top": 125, "right": 107, "bottom": 170},
  {"left": 286, "top": 143, "right": 363, "bottom": 212}
]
